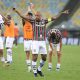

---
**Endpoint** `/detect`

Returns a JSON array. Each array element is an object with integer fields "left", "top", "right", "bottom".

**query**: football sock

[
  {"left": 56, "top": 63, "right": 60, "bottom": 69},
  {"left": 32, "top": 61, "right": 37, "bottom": 73},
  {"left": 48, "top": 63, "right": 52, "bottom": 69},
  {"left": 26, "top": 60, "right": 31, "bottom": 71},
  {"left": 38, "top": 59, "right": 45, "bottom": 71},
  {"left": 7, "top": 49, "right": 12, "bottom": 63}
]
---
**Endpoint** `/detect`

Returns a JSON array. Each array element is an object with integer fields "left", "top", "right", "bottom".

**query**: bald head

[{"left": 35, "top": 11, "right": 42, "bottom": 20}]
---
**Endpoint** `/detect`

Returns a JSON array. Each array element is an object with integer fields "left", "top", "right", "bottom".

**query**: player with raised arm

[
  {"left": 0, "top": 14, "right": 5, "bottom": 62},
  {"left": 13, "top": 7, "right": 33, "bottom": 72},
  {"left": 3, "top": 14, "right": 15, "bottom": 64},
  {"left": 13, "top": 3, "right": 69, "bottom": 77},
  {"left": 30, "top": 3, "right": 69, "bottom": 77}
]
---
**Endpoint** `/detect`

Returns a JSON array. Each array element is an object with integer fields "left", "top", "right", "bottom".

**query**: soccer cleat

[
  {"left": 5, "top": 61, "right": 12, "bottom": 64},
  {"left": 37, "top": 69, "right": 44, "bottom": 77},
  {"left": 34, "top": 73, "right": 38, "bottom": 77},
  {"left": 56, "top": 68, "right": 60, "bottom": 71},
  {"left": 48, "top": 67, "right": 52, "bottom": 71},
  {"left": 56, "top": 64, "right": 60, "bottom": 71}
]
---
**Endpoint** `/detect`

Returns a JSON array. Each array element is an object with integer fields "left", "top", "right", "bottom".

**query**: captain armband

[{"left": 48, "top": 18, "right": 51, "bottom": 22}]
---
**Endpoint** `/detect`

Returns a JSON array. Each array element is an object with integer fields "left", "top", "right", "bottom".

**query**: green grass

[{"left": 0, "top": 44, "right": 80, "bottom": 80}]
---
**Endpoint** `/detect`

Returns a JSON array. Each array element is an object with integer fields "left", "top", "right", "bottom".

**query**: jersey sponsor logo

[{"left": 31, "top": 20, "right": 46, "bottom": 41}]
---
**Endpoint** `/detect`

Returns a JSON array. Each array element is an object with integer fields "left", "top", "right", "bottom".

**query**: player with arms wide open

[{"left": 13, "top": 3, "right": 69, "bottom": 77}]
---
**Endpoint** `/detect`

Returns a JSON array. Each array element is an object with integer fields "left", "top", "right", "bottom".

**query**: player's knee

[
  {"left": 42, "top": 55, "right": 47, "bottom": 61},
  {"left": 49, "top": 51, "right": 52, "bottom": 56},
  {"left": 32, "top": 54, "right": 38, "bottom": 61},
  {"left": 57, "top": 51, "right": 61, "bottom": 56},
  {"left": 7, "top": 48, "right": 12, "bottom": 54},
  {"left": 33, "top": 57, "right": 37, "bottom": 61},
  {"left": 0, "top": 49, "right": 3, "bottom": 53}
]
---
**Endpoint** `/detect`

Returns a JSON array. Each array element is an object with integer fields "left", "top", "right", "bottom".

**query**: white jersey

[
  {"left": 0, "top": 15, "right": 4, "bottom": 49},
  {"left": 0, "top": 15, "right": 4, "bottom": 24}
]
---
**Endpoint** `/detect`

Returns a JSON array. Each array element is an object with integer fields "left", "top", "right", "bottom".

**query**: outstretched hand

[
  {"left": 62, "top": 10, "right": 69, "bottom": 14},
  {"left": 30, "top": 3, "right": 35, "bottom": 9},
  {"left": 12, "top": 8, "right": 16, "bottom": 11}
]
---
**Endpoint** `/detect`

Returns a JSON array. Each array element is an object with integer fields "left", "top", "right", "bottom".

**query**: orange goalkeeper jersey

[
  {"left": 23, "top": 21, "right": 33, "bottom": 39},
  {"left": 14, "top": 26, "right": 19, "bottom": 37},
  {"left": 4, "top": 20, "right": 14, "bottom": 37}
]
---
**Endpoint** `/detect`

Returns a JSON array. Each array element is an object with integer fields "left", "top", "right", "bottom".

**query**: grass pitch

[{"left": 0, "top": 44, "right": 80, "bottom": 80}]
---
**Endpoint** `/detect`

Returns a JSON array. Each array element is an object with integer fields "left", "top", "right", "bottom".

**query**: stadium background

[
  {"left": 0, "top": 0, "right": 80, "bottom": 80},
  {"left": 0, "top": 0, "right": 80, "bottom": 45}
]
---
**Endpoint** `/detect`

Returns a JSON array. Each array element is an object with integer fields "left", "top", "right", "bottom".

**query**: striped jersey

[
  {"left": 22, "top": 18, "right": 54, "bottom": 41},
  {"left": 31, "top": 19, "right": 49, "bottom": 41},
  {"left": 47, "top": 29, "right": 62, "bottom": 44}
]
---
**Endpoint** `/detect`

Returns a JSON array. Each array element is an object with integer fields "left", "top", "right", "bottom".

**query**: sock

[
  {"left": 38, "top": 59, "right": 45, "bottom": 71},
  {"left": 1, "top": 57, "right": 5, "bottom": 62},
  {"left": 7, "top": 49, "right": 12, "bottom": 63},
  {"left": 56, "top": 63, "right": 60, "bottom": 69},
  {"left": 26, "top": 60, "right": 31, "bottom": 65},
  {"left": 48, "top": 63, "right": 52, "bottom": 69},
  {"left": 26, "top": 60, "right": 31, "bottom": 71},
  {"left": 32, "top": 61, "right": 37, "bottom": 73}
]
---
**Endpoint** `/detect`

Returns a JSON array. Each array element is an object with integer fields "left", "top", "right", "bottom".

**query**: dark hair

[
  {"left": 7, "top": 15, "right": 11, "bottom": 19},
  {"left": 28, "top": 12, "right": 33, "bottom": 16},
  {"left": 15, "top": 23, "right": 17, "bottom": 25}
]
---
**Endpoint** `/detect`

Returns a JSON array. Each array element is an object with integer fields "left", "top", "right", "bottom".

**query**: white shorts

[
  {"left": 6, "top": 37, "right": 14, "bottom": 48},
  {"left": 0, "top": 37, "right": 4, "bottom": 49},
  {"left": 32, "top": 40, "right": 47, "bottom": 54},
  {"left": 49, "top": 43, "right": 60, "bottom": 52},
  {"left": 24, "top": 40, "right": 32, "bottom": 51}
]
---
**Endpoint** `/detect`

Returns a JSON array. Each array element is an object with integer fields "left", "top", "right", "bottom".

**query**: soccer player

[
  {"left": 13, "top": 7, "right": 33, "bottom": 72},
  {"left": 47, "top": 29, "right": 62, "bottom": 71},
  {"left": 22, "top": 13, "right": 33, "bottom": 72},
  {"left": 30, "top": 5, "right": 68, "bottom": 77},
  {"left": 0, "top": 14, "right": 5, "bottom": 62},
  {"left": 4, "top": 15, "right": 15, "bottom": 64},
  {"left": 14, "top": 23, "right": 19, "bottom": 47},
  {"left": 13, "top": 8, "right": 48, "bottom": 77},
  {"left": 13, "top": 6, "right": 68, "bottom": 77}
]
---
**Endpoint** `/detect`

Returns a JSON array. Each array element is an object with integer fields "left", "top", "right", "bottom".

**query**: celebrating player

[
  {"left": 0, "top": 14, "right": 5, "bottom": 62},
  {"left": 4, "top": 14, "right": 15, "bottom": 64},
  {"left": 13, "top": 4, "right": 68, "bottom": 77},
  {"left": 30, "top": 4, "right": 68, "bottom": 77},
  {"left": 13, "top": 7, "right": 33, "bottom": 72}
]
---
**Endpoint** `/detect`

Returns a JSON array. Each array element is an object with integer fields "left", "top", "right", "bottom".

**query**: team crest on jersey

[
  {"left": 35, "top": 20, "right": 45, "bottom": 27},
  {"left": 33, "top": 49, "right": 36, "bottom": 52}
]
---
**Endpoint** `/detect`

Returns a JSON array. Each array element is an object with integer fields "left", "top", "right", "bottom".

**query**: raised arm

[
  {"left": 0, "top": 14, "right": 8, "bottom": 21},
  {"left": 52, "top": 9, "right": 69, "bottom": 20},
  {"left": 13, "top": 8, "right": 29, "bottom": 20},
  {"left": 30, "top": 3, "right": 36, "bottom": 15}
]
